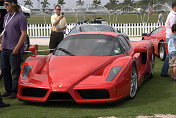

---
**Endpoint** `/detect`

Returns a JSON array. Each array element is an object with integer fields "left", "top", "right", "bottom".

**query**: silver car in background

[{"left": 67, "top": 24, "right": 129, "bottom": 40}]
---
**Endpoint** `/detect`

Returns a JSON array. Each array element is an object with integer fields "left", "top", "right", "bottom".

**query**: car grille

[
  {"left": 47, "top": 92, "right": 74, "bottom": 101},
  {"left": 77, "top": 89, "right": 110, "bottom": 99},
  {"left": 22, "top": 87, "right": 48, "bottom": 98}
]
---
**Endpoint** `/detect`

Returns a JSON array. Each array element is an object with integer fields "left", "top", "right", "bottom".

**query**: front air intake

[
  {"left": 78, "top": 89, "right": 110, "bottom": 99},
  {"left": 47, "top": 92, "right": 74, "bottom": 101},
  {"left": 22, "top": 87, "right": 48, "bottom": 98}
]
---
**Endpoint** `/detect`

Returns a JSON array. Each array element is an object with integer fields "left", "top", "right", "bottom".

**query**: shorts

[{"left": 169, "top": 56, "right": 176, "bottom": 67}]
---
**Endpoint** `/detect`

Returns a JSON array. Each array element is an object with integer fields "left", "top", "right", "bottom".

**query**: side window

[
  {"left": 150, "top": 27, "right": 164, "bottom": 36},
  {"left": 118, "top": 35, "right": 130, "bottom": 52},
  {"left": 150, "top": 29, "right": 158, "bottom": 35},
  {"left": 68, "top": 26, "right": 79, "bottom": 34},
  {"left": 112, "top": 38, "right": 122, "bottom": 55}
]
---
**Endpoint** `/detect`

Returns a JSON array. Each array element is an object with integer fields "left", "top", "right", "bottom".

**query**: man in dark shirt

[
  {"left": 0, "top": 0, "right": 10, "bottom": 108},
  {"left": 0, "top": 0, "right": 27, "bottom": 98}
]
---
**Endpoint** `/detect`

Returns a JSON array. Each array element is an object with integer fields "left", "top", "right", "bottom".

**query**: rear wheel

[
  {"left": 130, "top": 65, "right": 138, "bottom": 98},
  {"left": 159, "top": 42, "right": 166, "bottom": 61},
  {"left": 150, "top": 49, "right": 155, "bottom": 77}
]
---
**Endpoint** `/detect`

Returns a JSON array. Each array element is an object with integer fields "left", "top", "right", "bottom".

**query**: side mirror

[
  {"left": 133, "top": 46, "right": 147, "bottom": 56},
  {"left": 142, "top": 33, "right": 148, "bottom": 36},
  {"left": 117, "top": 30, "right": 121, "bottom": 33},
  {"left": 28, "top": 45, "right": 38, "bottom": 56}
]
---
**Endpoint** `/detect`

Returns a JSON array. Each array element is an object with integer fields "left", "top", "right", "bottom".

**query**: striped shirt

[{"left": 165, "top": 10, "right": 176, "bottom": 38}]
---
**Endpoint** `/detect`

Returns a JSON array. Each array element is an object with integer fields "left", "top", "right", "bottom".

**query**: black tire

[
  {"left": 159, "top": 42, "right": 166, "bottom": 61},
  {"left": 24, "top": 35, "right": 30, "bottom": 51},
  {"left": 129, "top": 65, "right": 138, "bottom": 99},
  {"left": 149, "top": 49, "right": 155, "bottom": 78}
]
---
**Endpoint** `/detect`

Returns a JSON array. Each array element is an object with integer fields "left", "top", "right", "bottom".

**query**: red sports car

[
  {"left": 17, "top": 32, "right": 154, "bottom": 103},
  {"left": 142, "top": 26, "right": 167, "bottom": 61}
]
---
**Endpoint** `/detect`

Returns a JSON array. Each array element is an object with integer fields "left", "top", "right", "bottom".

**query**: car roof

[
  {"left": 75, "top": 24, "right": 113, "bottom": 28},
  {"left": 68, "top": 31, "right": 120, "bottom": 38}
]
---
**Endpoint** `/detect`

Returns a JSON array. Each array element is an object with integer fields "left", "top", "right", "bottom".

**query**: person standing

[
  {"left": 0, "top": 12, "right": 3, "bottom": 33},
  {"left": 0, "top": 0, "right": 27, "bottom": 98},
  {"left": 168, "top": 24, "right": 176, "bottom": 81},
  {"left": 161, "top": 1, "right": 176, "bottom": 77},
  {"left": 158, "top": 10, "right": 164, "bottom": 23},
  {"left": 49, "top": 4, "right": 67, "bottom": 53},
  {"left": 0, "top": 0, "right": 9, "bottom": 102},
  {"left": 0, "top": 0, "right": 7, "bottom": 80}
]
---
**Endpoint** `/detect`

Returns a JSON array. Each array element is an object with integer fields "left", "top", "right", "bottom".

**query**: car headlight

[
  {"left": 22, "top": 65, "right": 32, "bottom": 80},
  {"left": 107, "top": 66, "right": 122, "bottom": 81}
]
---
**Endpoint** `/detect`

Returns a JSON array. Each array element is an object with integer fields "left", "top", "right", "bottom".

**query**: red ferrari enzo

[
  {"left": 17, "top": 32, "right": 154, "bottom": 103},
  {"left": 142, "top": 26, "right": 167, "bottom": 61}
]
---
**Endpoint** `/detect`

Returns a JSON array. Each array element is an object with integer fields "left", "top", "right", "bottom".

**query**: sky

[{"left": 18, "top": 0, "right": 128, "bottom": 9}]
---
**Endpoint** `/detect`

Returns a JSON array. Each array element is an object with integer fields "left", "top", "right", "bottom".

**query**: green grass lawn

[
  {"left": 0, "top": 47, "right": 176, "bottom": 118},
  {"left": 27, "top": 13, "right": 168, "bottom": 24}
]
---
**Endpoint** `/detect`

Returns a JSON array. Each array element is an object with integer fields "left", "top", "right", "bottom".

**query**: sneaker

[
  {"left": 0, "top": 102, "right": 10, "bottom": 108},
  {"left": 7, "top": 93, "right": 17, "bottom": 99},
  {"left": 1, "top": 92, "right": 11, "bottom": 97},
  {"left": 160, "top": 74, "right": 169, "bottom": 77}
]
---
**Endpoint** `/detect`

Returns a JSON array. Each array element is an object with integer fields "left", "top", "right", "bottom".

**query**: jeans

[
  {"left": 1, "top": 49, "right": 22, "bottom": 93},
  {"left": 161, "top": 38, "right": 170, "bottom": 75}
]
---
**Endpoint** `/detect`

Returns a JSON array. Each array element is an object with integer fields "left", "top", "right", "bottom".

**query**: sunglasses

[
  {"left": 3, "top": 3, "right": 10, "bottom": 6},
  {"left": 56, "top": 9, "right": 61, "bottom": 10}
]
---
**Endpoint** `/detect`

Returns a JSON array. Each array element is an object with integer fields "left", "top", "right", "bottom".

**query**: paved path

[{"left": 30, "top": 37, "right": 142, "bottom": 46}]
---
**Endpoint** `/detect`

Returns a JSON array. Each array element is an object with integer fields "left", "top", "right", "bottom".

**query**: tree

[
  {"left": 58, "top": 0, "right": 65, "bottom": 5},
  {"left": 24, "top": 0, "right": 33, "bottom": 8},
  {"left": 104, "top": 0, "right": 119, "bottom": 10},
  {"left": 76, "top": 0, "right": 85, "bottom": 6},
  {"left": 123, "top": 0, "right": 134, "bottom": 5},
  {"left": 41, "top": 0, "right": 50, "bottom": 12},
  {"left": 136, "top": 0, "right": 168, "bottom": 10},
  {"left": 91, "top": 0, "right": 101, "bottom": 8}
]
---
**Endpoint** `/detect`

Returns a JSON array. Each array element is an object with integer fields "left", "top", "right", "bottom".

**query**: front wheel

[
  {"left": 159, "top": 42, "right": 166, "bottom": 61},
  {"left": 130, "top": 65, "right": 138, "bottom": 98}
]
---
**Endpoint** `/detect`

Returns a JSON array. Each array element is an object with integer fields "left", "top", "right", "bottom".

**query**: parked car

[
  {"left": 142, "top": 26, "right": 167, "bottom": 61},
  {"left": 20, "top": 5, "right": 31, "bottom": 18},
  {"left": 17, "top": 32, "right": 154, "bottom": 103},
  {"left": 67, "top": 24, "right": 129, "bottom": 40}
]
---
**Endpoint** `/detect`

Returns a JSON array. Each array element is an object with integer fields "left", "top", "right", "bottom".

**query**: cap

[{"left": 4, "top": 0, "right": 17, "bottom": 4}]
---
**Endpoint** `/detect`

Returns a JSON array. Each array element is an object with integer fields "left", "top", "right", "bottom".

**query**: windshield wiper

[{"left": 56, "top": 48, "right": 75, "bottom": 56}]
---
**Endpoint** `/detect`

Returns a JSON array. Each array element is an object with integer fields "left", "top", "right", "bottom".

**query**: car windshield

[
  {"left": 69, "top": 25, "right": 114, "bottom": 35},
  {"left": 54, "top": 35, "right": 121, "bottom": 56},
  {"left": 80, "top": 25, "right": 113, "bottom": 32}
]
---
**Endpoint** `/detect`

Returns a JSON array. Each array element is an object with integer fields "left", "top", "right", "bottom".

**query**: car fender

[{"left": 22, "top": 55, "right": 51, "bottom": 74}]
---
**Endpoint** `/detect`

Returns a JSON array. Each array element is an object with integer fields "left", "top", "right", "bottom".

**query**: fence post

[{"left": 27, "top": 23, "right": 164, "bottom": 38}]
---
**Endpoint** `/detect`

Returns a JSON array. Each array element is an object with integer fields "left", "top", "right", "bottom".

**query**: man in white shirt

[
  {"left": 49, "top": 4, "right": 67, "bottom": 53},
  {"left": 161, "top": 1, "right": 176, "bottom": 77},
  {"left": 158, "top": 10, "right": 164, "bottom": 23}
]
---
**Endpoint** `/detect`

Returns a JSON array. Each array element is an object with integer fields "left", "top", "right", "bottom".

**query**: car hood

[{"left": 48, "top": 56, "right": 116, "bottom": 84}]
